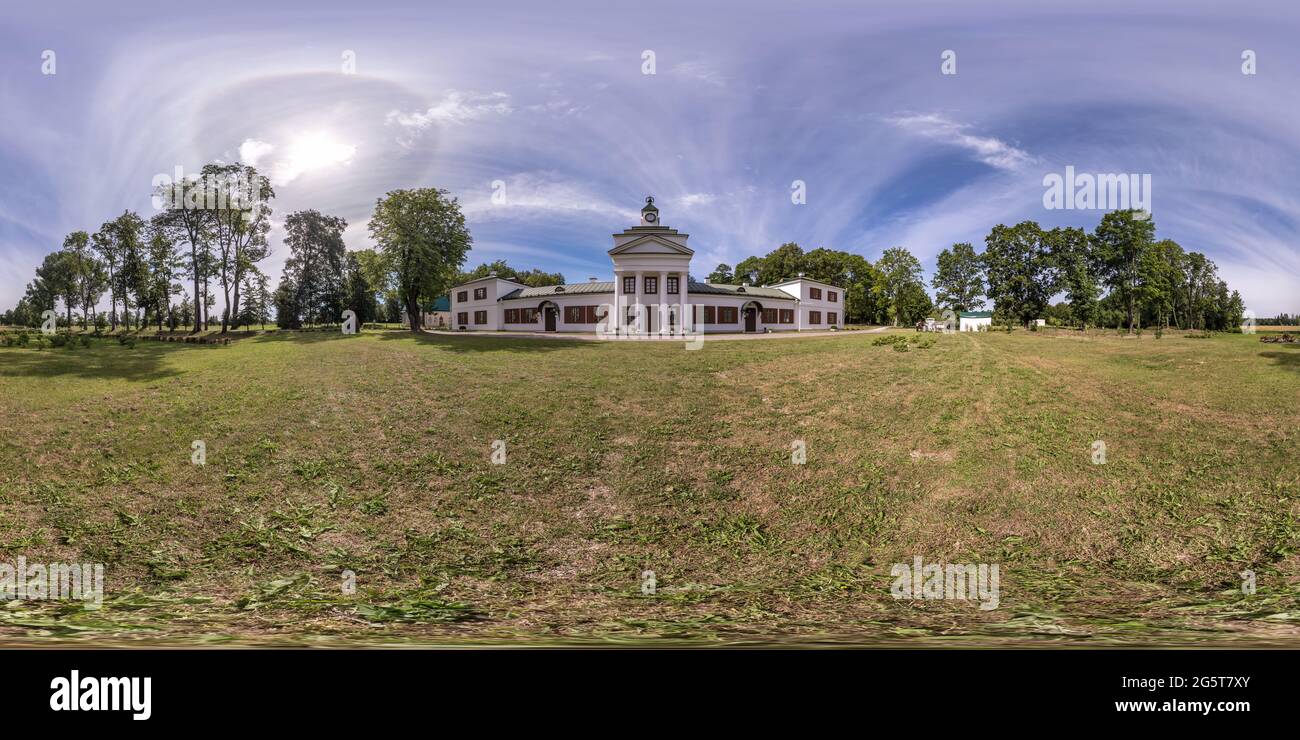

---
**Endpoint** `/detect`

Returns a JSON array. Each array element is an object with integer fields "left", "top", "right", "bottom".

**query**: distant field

[{"left": 1, "top": 328, "right": 1298, "bottom": 645}]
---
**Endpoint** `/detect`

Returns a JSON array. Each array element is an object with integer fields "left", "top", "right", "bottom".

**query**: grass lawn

[{"left": 1, "top": 327, "right": 1298, "bottom": 645}]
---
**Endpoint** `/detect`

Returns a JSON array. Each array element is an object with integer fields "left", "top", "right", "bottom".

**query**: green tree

[
  {"left": 155, "top": 176, "right": 216, "bottom": 333},
  {"left": 872, "top": 247, "right": 924, "bottom": 326},
  {"left": 706, "top": 263, "right": 733, "bottom": 283},
  {"left": 368, "top": 188, "right": 472, "bottom": 332},
  {"left": 281, "top": 210, "right": 348, "bottom": 326},
  {"left": 344, "top": 253, "right": 379, "bottom": 324},
  {"left": 1092, "top": 209, "right": 1155, "bottom": 333},
  {"left": 931, "top": 242, "right": 985, "bottom": 312},
  {"left": 982, "top": 221, "right": 1057, "bottom": 328},
  {"left": 204, "top": 162, "right": 274, "bottom": 332},
  {"left": 458, "top": 260, "right": 564, "bottom": 288},
  {"left": 1048, "top": 227, "right": 1099, "bottom": 330}
]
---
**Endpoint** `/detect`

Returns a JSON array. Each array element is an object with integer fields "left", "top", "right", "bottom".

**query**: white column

[
  {"left": 612, "top": 270, "right": 622, "bottom": 336},
  {"left": 655, "top": 270, "right": 665, "bottom": 335},
  {"left": 634, "top": 271, "right": 643, "bottom": 335},
  {"left": 678, "top": 271, "right": 687, "bottom": 335}
]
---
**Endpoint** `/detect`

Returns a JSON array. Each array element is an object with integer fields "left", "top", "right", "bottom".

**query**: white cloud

[
  {"left": 385, "top": 90, "right": 513, "bottom": 129},
  {"left": 887, "top": 113, "right": 1033, "bottom": 170},
  {"left": 676, "top": 192, "right": 715, "bottom": 207},
  {"left": 238, "top": 138, "right": 275, "bottom": 167},
  {"left": 460, "top": 172, "right": 639, "bottom": 223}
]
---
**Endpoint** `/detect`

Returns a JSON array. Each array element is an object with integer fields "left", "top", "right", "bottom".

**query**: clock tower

[{"left": 639, "top": 196, "right": 659, "bottom": 226}]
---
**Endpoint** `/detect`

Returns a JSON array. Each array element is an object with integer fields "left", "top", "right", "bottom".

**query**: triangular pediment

[{"left": 608, "top": 234, "right": 694, "bottom": 256}]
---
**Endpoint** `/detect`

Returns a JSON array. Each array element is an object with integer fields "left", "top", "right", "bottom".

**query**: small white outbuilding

[{"left": 959, "top": 311, "right": 993, "bottom": 332}]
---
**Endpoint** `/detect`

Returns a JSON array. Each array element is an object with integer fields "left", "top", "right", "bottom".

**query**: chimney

[
  {"left": 798, "top": 272, "right": 805, "bottom": 278},
  {"left": 488, "top": 271, "right": 498, "bottom": 278},
  {"left": 588, "top": 277, "right": 598, "bottom": 282}
]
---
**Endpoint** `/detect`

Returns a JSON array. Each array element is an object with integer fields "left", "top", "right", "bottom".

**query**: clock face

[{"left": 644, "top": 212, "right": 657, "bottom": 223}]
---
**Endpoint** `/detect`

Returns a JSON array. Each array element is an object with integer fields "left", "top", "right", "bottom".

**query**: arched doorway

[
  {"left": 538, "top": 301, "right": 559, "bottom": 332},
  {"left": 742, "top": 301, "right": 762, "bottom": 332}
]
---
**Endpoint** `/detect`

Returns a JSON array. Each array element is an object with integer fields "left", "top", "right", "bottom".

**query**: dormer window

[{"left": 554, "top": 286, "right": 565, "bottom": 293}]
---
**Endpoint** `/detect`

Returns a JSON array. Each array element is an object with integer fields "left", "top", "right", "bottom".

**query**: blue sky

[{"left": 2, "top": 0, "right": 1298, "bottom": 314}]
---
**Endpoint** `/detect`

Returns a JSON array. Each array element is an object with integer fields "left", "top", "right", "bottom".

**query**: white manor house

[{"left": 448, "top": 198, "right": 844, "bottom": 335}]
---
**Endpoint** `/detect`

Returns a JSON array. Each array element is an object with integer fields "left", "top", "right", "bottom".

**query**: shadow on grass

[
  {"left": 1259, "top": 346, "right": 1300, "bottom": 371},
  {"left": 376, "top": 330, "right": 593, "bottom": 353},
  {"left": 0, "top": 342, "right": 211, "bottom": 382},
  {"left": 249, "top": 330, "right": 358, "bottom": 345}
]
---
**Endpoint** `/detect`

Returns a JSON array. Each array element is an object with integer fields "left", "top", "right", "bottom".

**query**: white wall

[
  {"left": 496, "top": 294, "right": 802, "bottom": 333},
  {"left": 960, "top": 317, "right": 992, "bottom": 332},
  {"left": 449, "top": 277, "right": 526, "bottom": 330},
  {"left": 772, "top": 279, "right": 844, "bottom": 329}
]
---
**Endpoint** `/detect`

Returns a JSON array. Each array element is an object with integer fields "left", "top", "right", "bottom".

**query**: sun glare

[{"left": 280, "top": 131, "right": 356, "bottom": 182}]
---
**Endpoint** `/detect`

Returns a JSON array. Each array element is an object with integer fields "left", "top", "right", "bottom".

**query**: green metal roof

[
  {"left": 428, "top": 295, "right": 450, "bottom": 312},
  {"left": 500, "top": 282, "right": 614, "bottom": 300},
  {"left": 959, "top": 311, "right": 993, "bottom": 318}
]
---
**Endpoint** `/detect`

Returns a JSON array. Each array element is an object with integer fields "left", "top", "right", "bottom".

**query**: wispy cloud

[
  {"left": 886, "top": 113, "right": 1033, "bottom": 171},
  {"left": 671, "top": 60, "right": 726, "bottom": 87},
  {"left": 386, "top": 90, "right": 513, "bottom": 129}
]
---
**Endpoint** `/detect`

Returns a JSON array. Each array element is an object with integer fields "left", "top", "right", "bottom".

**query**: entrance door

[
  {"left": 744, "top": 308, "right": 757, "bottom": 332},
  {"left": 545, "top": 307, "right": 557, "bottom": 331}
]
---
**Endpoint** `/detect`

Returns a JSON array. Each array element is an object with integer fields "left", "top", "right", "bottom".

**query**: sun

[{"left": 280, "top": 131, "right": 356, "bottom": 182}]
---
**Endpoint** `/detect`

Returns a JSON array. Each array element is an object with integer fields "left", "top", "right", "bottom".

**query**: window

[
  {"left": 505, "top": 308, "right": 535, "bottom": 324},
  {"left": 810, "top": 287, "right": 822, "bottom": 300},
  {"left": 828, "top": 291, "right": 838, "bottom": 303},
  {"left": 457, "top": 291, "right": 468, "bottom": 303},
  {"left": 809, "top": 310, "right": 821, "bottom": 324},
  {"left": 827, "top": 312, "right": 838, "bottom": 325},
  {"left": 473, "top": 287, "right": 487, "bottom": 300},
  {"left": 643, "top": 276, "right": 658, "bottom": 294},
  {"left": 779, "top": 309, "right": 794, "bottom": 324},
  {"left": 623, "top": 276, "right": 636, "bottom": 294},
  {"left": 474, "top": 310, "right": 487, "bottom": 325},
  {"left": 457, "top": 312, "right": 468, "bottom": 325},
  {"left": 703, "top": 305, "right": 716, "bottom": 324},
  {"left": 666, "top": 276, "right": 679, "bottom": 294},
  {"left": 564, "top": 305, "right": 601, "bottom": 324},
  {"left": 505, "top": 308, "right": 515, "bottom": 323},
  {"left": 761, "top": 308, "right": 778, "bottom": 324},
  {"left": 718, "top": 306, "right": 738, "bottom": 324}
]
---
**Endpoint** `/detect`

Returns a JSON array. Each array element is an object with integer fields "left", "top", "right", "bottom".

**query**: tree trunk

[{"left": 406, "top": 294, "right": 422, "bottom": 333}]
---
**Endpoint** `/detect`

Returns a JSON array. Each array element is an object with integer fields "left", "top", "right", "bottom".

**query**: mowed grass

[{"left": 1, "top": 328, "right": 1298, "bottom": 645}]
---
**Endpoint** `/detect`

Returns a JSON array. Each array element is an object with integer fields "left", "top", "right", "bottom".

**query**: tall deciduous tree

[
  {"left": 1048, "top": 226, "right": 1098, "bottom": 330},
  {"left": 931, "top": 242, "right": 985, "bottom": 312},
  {"left": 1092, "top": 209, "right": 1155, "bottom": 333},
  {"left": 368, "top": 189, "right": 472, "bottom": 332},
  {"left": 982, "top": 221, "right": 1057, "bottom": 327},
  {"left": 281, "top": 210, "right": 349, "bottom": 326},
  {"left": 873, "top": 247, "right": 924, "bottom": 326},
  {"left": 155, "top": 176, "right": 215, "bottom": 332},
  {"left": 204, "top": 162, "right": 273, "bottom": 332}
]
